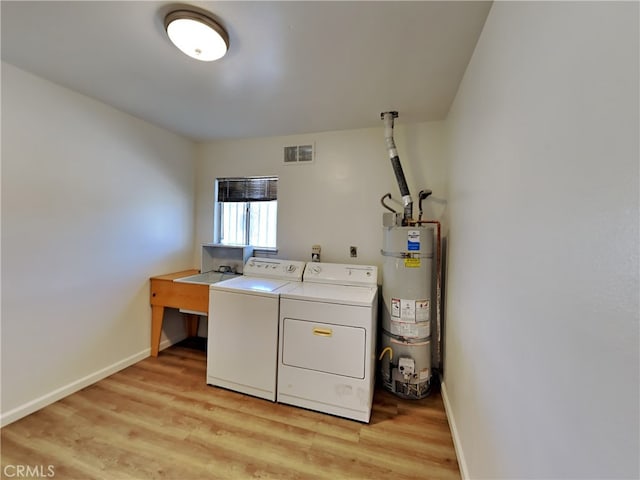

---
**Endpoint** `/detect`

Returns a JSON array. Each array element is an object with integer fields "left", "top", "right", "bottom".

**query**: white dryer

[
  {"left": 277, "top": 262, "right": 378, "bottom": 422},
  {"left": 207, "top": 257, "right": 305, "bottom": 401}
]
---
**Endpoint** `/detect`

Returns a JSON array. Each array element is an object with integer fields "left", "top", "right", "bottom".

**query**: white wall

[
  {"left": 1, "top": 63, "right": 196, "bottom": 425},
  {"left": 194, "top": 122, "right": 447, "bottom": 270},
  {"left": 443, "top": 2, "right": 639, "bottom": 479}
]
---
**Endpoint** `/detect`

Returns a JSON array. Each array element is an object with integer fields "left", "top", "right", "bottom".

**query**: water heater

[
  {"left": 378, "top": 111, "right": 436, "bottom": 399},
  {"left": 380, "top": 224, "right": 434, "bottom": 399}
]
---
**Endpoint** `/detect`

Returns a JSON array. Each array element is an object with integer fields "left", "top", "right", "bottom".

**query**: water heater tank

[{"left": 380, "top": 225, "right": 434, "bottom": 399}]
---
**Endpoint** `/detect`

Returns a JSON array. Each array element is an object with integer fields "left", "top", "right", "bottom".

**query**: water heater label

[
  {"left": 390, "top": 321, "right": 431, "bottom": 338},
  {"left": 416, "top": 299, "right": 430, "bottom": 321},
  {"left": 407, "top": 230, "right": 420, "bottom": 251},
  {"left": 400, "top": 299, "right": 416, "bottom": 320},
  {"left": 404, "top": 258, "right": 421, "bottom": 268},
  {"left": 393, "top": 299, "right": 430, "bottom": 322},
  {"left": 391, "top": 298, "right": 401, "bottom": 317}
]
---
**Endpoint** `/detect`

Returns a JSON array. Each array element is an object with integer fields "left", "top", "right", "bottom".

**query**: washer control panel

[
  {"left": 243, "top": 257, "right": 306, "bottom": 280},
  {"left": 303, "top": 262, "right": 378, "bottom": 286}
]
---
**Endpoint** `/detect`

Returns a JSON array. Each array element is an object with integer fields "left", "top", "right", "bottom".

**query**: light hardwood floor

[{"left": 1, "top": 345, "right": 460, "bottom": 479}]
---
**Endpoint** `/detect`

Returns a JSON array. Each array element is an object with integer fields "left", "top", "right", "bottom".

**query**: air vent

[{"left": 284, "top": 143, "right": 314, "bottom": 165}]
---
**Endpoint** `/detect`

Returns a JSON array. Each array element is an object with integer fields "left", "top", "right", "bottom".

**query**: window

[{"left": 215, "top": 176, "right": 277, "bottom": 249}]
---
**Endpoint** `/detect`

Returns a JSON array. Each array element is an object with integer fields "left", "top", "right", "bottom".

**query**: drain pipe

[{"left": 381, "top": 111, "right": 413, "bottom": 224}]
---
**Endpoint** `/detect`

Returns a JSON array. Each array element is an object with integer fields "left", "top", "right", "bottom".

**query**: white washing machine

[
  {"left": 277, "top": 262, "right": 378, "bottom": 422},
  {"left": 207, "top": 257, "right": 305, "bottom": 401}
]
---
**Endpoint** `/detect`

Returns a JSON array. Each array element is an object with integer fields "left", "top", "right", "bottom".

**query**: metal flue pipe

[{"left": 381, "top": 111, "right": 413, "bottom": 223}]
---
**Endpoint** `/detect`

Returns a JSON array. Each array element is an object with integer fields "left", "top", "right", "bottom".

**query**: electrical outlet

[{"left": 350, "top": 246, "right": 357, "bottom": 257}]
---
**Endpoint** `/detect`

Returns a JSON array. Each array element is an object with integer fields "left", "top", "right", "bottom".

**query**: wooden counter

[{"left": 150, "top": 269, "right": 208, "bottom": 357}]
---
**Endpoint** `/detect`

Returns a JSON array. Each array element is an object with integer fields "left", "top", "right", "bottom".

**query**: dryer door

[{"left": 281, "top": 318, "right": 365, "bottom": 379}]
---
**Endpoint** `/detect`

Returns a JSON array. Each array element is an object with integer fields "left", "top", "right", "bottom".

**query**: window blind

[{"left": 217, "top": 177, "right": 278, "bottom": 202}]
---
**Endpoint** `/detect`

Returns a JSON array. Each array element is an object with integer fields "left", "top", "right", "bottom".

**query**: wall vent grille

[{"left": 284, "top": 143, "right": 314, "bottom": 165}]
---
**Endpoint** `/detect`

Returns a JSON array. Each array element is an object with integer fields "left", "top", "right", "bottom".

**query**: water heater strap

[{"left": 380, "top": 249, "right": 433, "bottom": 259}]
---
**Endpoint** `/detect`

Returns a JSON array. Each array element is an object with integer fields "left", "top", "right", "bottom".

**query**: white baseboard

[
  {"left": 1, "top": 348, "right": 150, "bottom": 427},
  {"left": 159, "top": 337, "right": 177, "bottom": 351},
  {"left": 441, "top": 380, "right": 469, "bottom": 480}
]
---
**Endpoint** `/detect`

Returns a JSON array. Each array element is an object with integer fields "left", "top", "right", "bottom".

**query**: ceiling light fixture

[{"left": 164, "top": 9, "right": 229, "bottom": 62}]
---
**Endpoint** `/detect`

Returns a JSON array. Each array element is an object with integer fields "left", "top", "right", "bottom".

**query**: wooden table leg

[
  {"left": 184, "top": 314, "right": 200, "bottom": 337},
  {"left": 151, "top": 305, "right": 164, "bottom": 357}
]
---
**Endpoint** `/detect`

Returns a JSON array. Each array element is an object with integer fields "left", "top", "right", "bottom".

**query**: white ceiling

[{"left": 1, "top": 1, "right": 492, "bottom": 141}]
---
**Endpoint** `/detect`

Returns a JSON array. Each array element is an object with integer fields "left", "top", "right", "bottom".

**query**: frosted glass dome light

[{"left": 164, "top": 10, "right": 229, "bottom": 62}]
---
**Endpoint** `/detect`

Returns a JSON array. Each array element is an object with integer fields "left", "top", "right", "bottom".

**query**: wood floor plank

[{"left": 1, "top": 345, "right": 460, "bottom": 479}]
